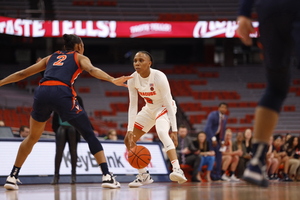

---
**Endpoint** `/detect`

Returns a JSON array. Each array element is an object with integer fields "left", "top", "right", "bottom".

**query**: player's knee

[
  {"left": 27, "top": 134, "right": 40, "bottom": 144},
  {"left": 164, "top": 143, "right": 175, "bottom": 152},
  {"left": 156, "top": 131, "right": 175, "bottom": 151}
]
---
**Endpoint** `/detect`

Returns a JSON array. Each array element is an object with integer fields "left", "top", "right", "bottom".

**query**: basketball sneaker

[
  {"left": 102, "top": 173, "right": 121, "bottom": 189},
  {"left": 242, "top": 143, "right": 269, "bottom": 187},
  {"left": 4, "top": 176, "right": 21, "bottom": 190},
  {"left": 128, "top": 171, "right": 154, "bottom": 188},
  {"left": 221, "top": 174, "right": 231, "bottom": 181},
  {"left": 230, "top": 174, "right": 240, "bottom": 182},
  {"left": 169, "top": 168, "right": 187, "bottom": 184}
]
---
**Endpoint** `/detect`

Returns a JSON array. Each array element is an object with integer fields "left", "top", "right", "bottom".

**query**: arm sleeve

[
  {"left": 157, "top": 73, "right": 178, "bottom": 132},
  {"left": 238, "top": 0, "right": 255, "bottom": 18},
  {"left": 127, "top": 79, "right": 138, "bottom": 132}
]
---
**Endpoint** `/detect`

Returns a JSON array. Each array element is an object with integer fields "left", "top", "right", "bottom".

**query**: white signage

[{"left": 0, "top": 140, "right": 168, "bottom": 176}]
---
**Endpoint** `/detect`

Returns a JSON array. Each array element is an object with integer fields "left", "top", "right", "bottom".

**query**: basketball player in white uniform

[{"left": 124, "top": 51, "right": 187, "bottom": 187}]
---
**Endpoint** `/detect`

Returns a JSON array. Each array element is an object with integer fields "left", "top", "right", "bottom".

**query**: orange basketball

[{"left": 128, "top": 145, "right": 151, "bottom": 169}]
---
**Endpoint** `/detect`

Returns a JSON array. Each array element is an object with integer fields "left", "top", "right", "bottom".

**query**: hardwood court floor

[{"left": 1, "top": 181, "right": 300, "bottom": 200}]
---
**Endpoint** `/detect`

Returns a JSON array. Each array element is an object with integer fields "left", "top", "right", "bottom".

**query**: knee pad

[{"left": 157, "top": 130, "right": 175, "bottom": 152}]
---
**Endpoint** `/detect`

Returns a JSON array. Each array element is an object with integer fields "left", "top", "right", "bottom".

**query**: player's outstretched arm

[
  {"left": 79, "top": 55, "right": 132, "bottom": 87},
  {"left": 0, "top": 57, "right": 47, "bottom": 87},
  {"left": 237, "top": 16, "right": 255, "bottom": 46}
]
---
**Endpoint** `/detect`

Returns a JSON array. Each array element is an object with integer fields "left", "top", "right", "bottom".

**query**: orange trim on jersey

[
  {"left": 156, "top": 108, "right": 167, "bottom": 120},
  {"left": 134, "top": 122, "right": 144, "bottom": 130},
  {"left": 39, "top": 80, "right": 69, "bottom": 87},
  {"left": 70, "top": 68, "right": 82, "bottom": 96},
  {"left": 69, "top": 52, "right": 83, "bottom": 109},
  {"left": 73, "top": 52, "right": 81, "bottom": 69}
]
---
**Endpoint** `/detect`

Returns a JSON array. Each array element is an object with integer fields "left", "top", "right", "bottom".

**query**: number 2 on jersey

[{"left": 53, "top": 55, "right": 67, "bottom": 66}]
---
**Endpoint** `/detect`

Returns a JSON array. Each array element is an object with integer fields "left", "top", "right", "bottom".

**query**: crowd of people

[{"left": 175, "top": 125, "right": 300, "bottom": 183}]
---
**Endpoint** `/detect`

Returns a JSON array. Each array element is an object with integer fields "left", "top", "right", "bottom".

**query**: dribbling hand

[{"left": 126, "top": 131, "right": 136, "bottom": 150}]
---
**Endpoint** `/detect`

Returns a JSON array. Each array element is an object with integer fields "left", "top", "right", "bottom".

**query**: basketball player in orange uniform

[
  {"left": 124, "top": 51, "right": 187, "bottom": 187},
  {"left": 0, "top": 34, "right": 132, "bottom": 190}
]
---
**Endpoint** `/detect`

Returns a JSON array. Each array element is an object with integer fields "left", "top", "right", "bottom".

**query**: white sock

[
  {"left": 171, "top": 159, "right": 180, "bottom": 170},
  {"left": 138, "top": 168, "right": 147, "bottom": 174}
]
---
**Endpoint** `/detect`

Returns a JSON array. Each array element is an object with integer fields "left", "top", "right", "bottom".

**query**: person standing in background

[
  {"left": 51, "top": 95, "right": 84, "bottom": 185},
  {"left": 204, "top": 102, "right": 228, "bottom": 180},
  {"left": 237, "top": 0, "right": 300, "bottom": 187}
]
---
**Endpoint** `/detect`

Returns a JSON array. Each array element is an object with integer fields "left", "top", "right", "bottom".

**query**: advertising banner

[
  {"left": 0, "top": 16, "right": 259, "bottom": 38},
  {"left": 0, "top": 140, "right": 168, "bottom": 176}
]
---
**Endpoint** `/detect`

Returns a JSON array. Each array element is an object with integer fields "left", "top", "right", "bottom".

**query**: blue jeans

[{"left": 198, "top": 156, "right": 215, "bottom": 171}]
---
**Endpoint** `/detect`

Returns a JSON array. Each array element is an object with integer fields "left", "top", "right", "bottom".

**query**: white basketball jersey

[{"left": 127, "top": 68, "right": 177, "bottom": 132}]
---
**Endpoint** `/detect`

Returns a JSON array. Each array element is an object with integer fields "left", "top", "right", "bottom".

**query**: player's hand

[
  {"left": 126, "top": 131, "right": 136, "bottom": 150},
  {"left": 236, "top": 16, "right": 255, "bottom": 46},
  {"left": 170, "top": 132, "right": 178, "bottom": 147},
  {"left": 112, "top": 76, "right": 133, "bottom": 87}
]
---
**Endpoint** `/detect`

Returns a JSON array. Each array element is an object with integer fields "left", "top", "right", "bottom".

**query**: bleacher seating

[
  {"left": 1, "top": 63, "right": 300, "bottom": 136},
  {"left": 52, "top": 0, "right": 239, "bottom": 21},
  {"left": 0, "top": 0, "right": 30, "bottom": 19}
]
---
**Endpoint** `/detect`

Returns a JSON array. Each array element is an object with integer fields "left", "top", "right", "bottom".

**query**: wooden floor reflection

[{"left": 1, "top": 181, "right": 300, "bottom": 200}]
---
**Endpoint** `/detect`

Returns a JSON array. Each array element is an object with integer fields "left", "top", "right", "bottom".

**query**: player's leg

[
  {"left": 243, "top": 0, "right": 296, "bottom": 187},
  {"left": 126, "top": 112, "right": 155, "bottom": 188},
  {"left": 4, "top": 116, "right": 46, "bottom": 190},
  {"left": 155, "top": 115, "right": 187, "bottom": 184},
  {"left": 68, "top": 113, "right": 120, "bottom": 189}
]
